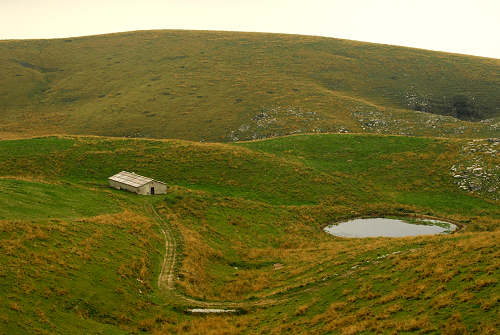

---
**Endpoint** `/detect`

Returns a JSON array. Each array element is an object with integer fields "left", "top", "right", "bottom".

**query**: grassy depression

[{"left": 0, "top": 134, "right": 498, "bottom": 334}]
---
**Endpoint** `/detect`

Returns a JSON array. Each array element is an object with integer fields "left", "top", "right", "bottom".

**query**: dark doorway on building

[{"left": 150, "top": 187, "right": 155, "bottom": 195}]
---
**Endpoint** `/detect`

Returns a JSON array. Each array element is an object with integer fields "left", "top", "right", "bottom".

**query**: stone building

[{"left": 108, "top": 171, "right": 167, "bottom": 195}]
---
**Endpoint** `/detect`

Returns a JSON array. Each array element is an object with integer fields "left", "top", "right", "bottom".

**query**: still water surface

[{"left": 324, "top": 218, "right": 456, "bottom": 238}]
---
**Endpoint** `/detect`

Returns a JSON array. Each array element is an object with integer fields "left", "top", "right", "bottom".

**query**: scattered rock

[
  {"left": 451, "top": 139, "right": 499, "bottom": 200},
  {"left": 228, "top": 105, "right": 322, "bottom": 141}
]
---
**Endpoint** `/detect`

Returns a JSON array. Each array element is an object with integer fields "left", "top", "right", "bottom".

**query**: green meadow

[
  {"left": 1, "top": 28, "right": 499, "bottom": 335},
  {"left": 0, "top": 134, "right": 498, "bottom": 334}
]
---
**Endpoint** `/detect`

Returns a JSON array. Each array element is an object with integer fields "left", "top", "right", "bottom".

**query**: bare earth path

[{"left": 149, "top": 205, "right": 177, "bottom": 292}]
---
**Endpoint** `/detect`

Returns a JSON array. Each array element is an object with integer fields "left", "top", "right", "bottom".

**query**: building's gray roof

[{"left": 108, "top": 171, "right": 155, "bottom": 188}]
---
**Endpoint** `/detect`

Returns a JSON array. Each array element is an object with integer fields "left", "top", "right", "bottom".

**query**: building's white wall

[
  {"left": 109, "top": 180, "right": 140, "bottom": 194},
  {"left": 137, "top": 181, "right": 167, "bottom": 195},
  {"left": 137, "top": 182, "right": 151, "bottom": 195},
  {"left": 152, "top": 181, "right": 167, "bottom": 194}
]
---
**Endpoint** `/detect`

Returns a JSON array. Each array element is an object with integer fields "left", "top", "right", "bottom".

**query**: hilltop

[{"left": 1, "top": 30, "right": 499, "bottom": 141}]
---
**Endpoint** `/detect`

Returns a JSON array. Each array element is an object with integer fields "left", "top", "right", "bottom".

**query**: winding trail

[
  {"left": 149, "top": 205, "right": 177, "bottom": 292},
  {"left": 147, "top": 204, "right": 285, "bottom": 310}
]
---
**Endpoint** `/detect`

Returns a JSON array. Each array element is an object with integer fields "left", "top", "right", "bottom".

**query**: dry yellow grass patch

[{"left": 177, "top": 225, "right": 223, "bottom": 299}]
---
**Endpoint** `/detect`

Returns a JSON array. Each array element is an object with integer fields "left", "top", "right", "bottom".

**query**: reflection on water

[{"left": 324, "top": 218, "right": 456, "bottom": 238}]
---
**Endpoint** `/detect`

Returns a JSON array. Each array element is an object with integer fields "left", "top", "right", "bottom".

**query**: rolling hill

[
  {"left": 1, "top": 30, "right": 499, "bottom": 334},
  {"left": 0, "top": 134, "right": 498, "bottom": 334},
  {"left": 1, "top": 30, "right": 499, "bottom": 141}
]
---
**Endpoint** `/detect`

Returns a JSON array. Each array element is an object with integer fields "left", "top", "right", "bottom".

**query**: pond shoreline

[
  {"left": 322, "top": 214, "right": 463, "bottom": 233},
  {"left": 323, "top": 216, "right": 459, "bottom": 238}
]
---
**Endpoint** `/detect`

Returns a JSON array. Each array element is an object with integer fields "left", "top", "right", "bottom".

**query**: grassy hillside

[
  {"left": 0, "top": 134, "right": 498, "bottom": 334},
  {"left": 1, "top": 30, "right": 499, "bottom": 141}
]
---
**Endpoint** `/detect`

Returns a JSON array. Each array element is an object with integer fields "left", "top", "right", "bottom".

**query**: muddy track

[{"left": 150, "top": 206, "right": 177, "bottom": 292}]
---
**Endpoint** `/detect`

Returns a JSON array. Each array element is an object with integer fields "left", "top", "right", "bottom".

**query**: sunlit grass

[
  {"left": 0, "top": 30, "right": 499, "bottom": 141},
  {"left": 0, "top": 134, "right": 498, "bottom": 333}
]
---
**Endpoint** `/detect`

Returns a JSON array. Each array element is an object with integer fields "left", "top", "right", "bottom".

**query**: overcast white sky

[{"left": 1, "top": 0, "right": 499, "bottom": 58}]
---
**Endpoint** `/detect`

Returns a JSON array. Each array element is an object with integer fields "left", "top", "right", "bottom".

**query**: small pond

[{"left": 324, "top": 218, "right": 456, "bottom": 238}]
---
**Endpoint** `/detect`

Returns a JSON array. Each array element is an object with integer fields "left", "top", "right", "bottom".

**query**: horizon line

[{"left": 1, "top": 28, "right": 498, "bottom": 60}]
